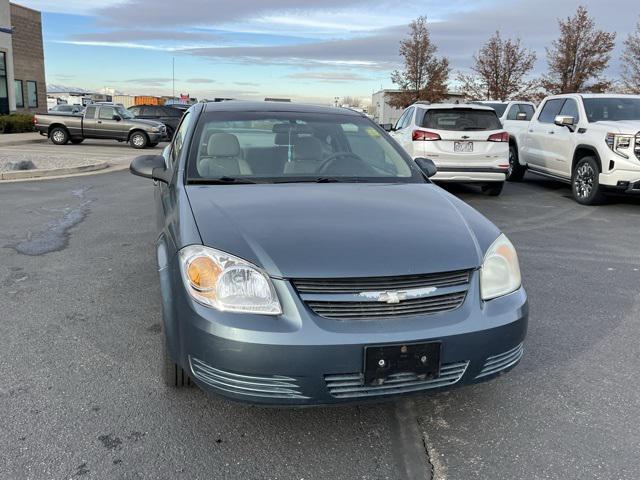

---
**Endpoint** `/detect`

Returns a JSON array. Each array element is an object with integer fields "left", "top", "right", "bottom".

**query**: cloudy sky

[{"left": 20, "top": 0, "right": 639, "bottom": 104}]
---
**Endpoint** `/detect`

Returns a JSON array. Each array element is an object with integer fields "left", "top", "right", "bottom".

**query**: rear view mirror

[
  {"left": 130, "top": 154, "right": 170, "bottom": 183},
  {"left": 516, "top": 112, "right": 528, "bottom": 121},
  {"left": 414, "top": 157, "right": 438, "bottom": 178},
  {"left": 380, "top": 123, "right": 394, "bottom": 132}
]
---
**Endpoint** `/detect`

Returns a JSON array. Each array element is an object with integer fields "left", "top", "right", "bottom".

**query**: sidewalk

[{"left": 0, "top": 132, "right": 47, "bottom": 147}]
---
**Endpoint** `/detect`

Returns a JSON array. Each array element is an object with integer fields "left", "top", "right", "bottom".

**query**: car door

[
  {"left": 390, "top": 107, "right": 415, "bottom": 156},
  {"left": 544, "top": 98, "right": 580, "bottom": 178},
  {"left": 523, "top": 98, "right": 564, "bottom": 170},
  {"left": 94, "top": 106, "right": 125, "bottom": 139},
  {"left": 81, "top": 105, "right": 100, "bottom": 138}
]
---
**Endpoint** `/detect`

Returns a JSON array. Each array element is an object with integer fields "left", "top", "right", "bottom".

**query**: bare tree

[
  {"left": 389, "top": 16, "right": 450, "bottom": 108},
  {"left": 621, "top": 18, "right": 640, "bottom": 93},
  {"left": 342, "top": 96, "right": 362, "bottom": 107},
  {"left": 456, "top": 31, "right": 538, "bottom": 101},
  {"left": 542, "top": 6, "right": 616, "bottom": 93}
]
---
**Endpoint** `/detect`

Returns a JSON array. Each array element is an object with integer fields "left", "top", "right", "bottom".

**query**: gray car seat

[
  {"left": 283, "top": 136, "right": 325, "bottom": 175},
  {"left": 197, "top": 133, "right": 252, "bottom": 177}
]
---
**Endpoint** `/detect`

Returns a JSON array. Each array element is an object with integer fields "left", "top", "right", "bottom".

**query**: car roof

[
  {"left": 202, "top": 100, "right": 362, "bottom": 116},
  {"left": 412, "top": 103, "right": 495, "bottom": 111}
]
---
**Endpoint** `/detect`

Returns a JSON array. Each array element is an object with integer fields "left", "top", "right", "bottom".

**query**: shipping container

[
  {"left": 113, "top": 95, "right": 135, "bottom": 108},
  {"left": 134, "top": 96, "right": 160, "bottom": 106}
]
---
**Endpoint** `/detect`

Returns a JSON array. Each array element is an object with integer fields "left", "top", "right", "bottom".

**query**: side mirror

[
  {"left": 130, "top": 154, "right": 170, "bottom": 183},
  {"left": 380, "top": 123, "right": 394, "bottom": 132},
  {"left": 554, "top": 115, "right": 575, "bottom": 130},
  {"left": 113, "top": 114, "right": 122, "bottom": 121},
  {"left": 516, "top": 112, "right": 528, "bottom": 121},
  {"left": 414, "top": 157, "right": 438, "bottom": 178}
]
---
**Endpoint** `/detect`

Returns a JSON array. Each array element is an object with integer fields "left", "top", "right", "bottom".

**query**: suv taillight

[
  {"left": 412, "top": 130, "right": 441, "bottom": 141},
  {"left": 488, "top": 132, "right": 509, "bottom": 142}
]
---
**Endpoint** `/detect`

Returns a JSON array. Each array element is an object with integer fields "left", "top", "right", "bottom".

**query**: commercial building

[
  {"left": 371, "top": 89, "right": 465, "bottom": 125},
  {"left": 0, "top": 0, "right": 46, "bottom": 115}
]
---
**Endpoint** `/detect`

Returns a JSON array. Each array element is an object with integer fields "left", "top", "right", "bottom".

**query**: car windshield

[
  {"left": 482, "top": 103, "right": 508, "bottom": 117},
  {"left": 186, "top": 111, "right": 423, "bottom": 184},
  {"left": 116, "top": 106, "right": 135, "bottom": 119},
  {"left": 583, "top": 97, "right": 640, "bottom": 122},
  {"left": 421, "top": 108, "right": 502, "bottom": 131}
]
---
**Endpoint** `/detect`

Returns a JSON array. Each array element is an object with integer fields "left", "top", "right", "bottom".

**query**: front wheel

[
  {"left": 50, "top": 127, "right": 69, "bottom": 145},
  {"left": 506, "top": 144, "right": 526, "bottom": 182},
  {"left": 572, "top": 156, "right": 606, "bottom": 205},
  {"left": 129, "top": 131, "right": 148, "bottom": 149},
  {"left": 481, "top": 182, "right": 504, "bottom": 196}
]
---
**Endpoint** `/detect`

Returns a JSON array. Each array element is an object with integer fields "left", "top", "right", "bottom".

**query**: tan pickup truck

[{"left": 34, "top": 103, "right": 167, "bottom": 149}]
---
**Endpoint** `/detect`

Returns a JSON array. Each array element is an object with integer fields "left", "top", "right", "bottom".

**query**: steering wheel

[{"left": 318, "top": 152, "right": 374, "bottom": 175}]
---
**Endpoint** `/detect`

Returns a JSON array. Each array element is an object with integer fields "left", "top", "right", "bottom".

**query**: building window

[
  {"left": 27, "top": 81, "right": 38, "bottom": 108},
  {"left": 15, "top": 80, "right": 24, "bottom": 108}
]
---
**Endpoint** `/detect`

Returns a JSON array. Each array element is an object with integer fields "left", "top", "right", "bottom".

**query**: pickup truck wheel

[
  {"left": 70, "top": 138, "right": 84, "bottom": 145},
  {"left": 481, "top": 182, "right": 504, "bottom": 196},
  {"left": 161, "top": 330, "right": 191, "bottom": 388},
  {"left": 130, "top": 131, "right": 148, "bottom": 149},
  {"left": 572, "top": 156, "right": 606, "bottom": 205},
  {"left": 506, "top": 145, "right": 526, "bottom": 182},
  {"left": 50, "top": 127, "right": 69, "bottom": 145}
]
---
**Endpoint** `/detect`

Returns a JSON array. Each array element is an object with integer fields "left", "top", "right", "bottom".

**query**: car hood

[
  {"left": 591, "top": 120, "right": 640, "bottom": 133},
  {"left": 130, "top": 118, "right": 164, "bottom": 128},
  {"left": 185, "top": 183, "right": 497, "bottom": 279}
]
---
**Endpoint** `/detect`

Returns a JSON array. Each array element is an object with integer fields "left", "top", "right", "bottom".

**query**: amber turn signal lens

[{"left": 187, "top": 256, "right": 221, "bottom": 292}]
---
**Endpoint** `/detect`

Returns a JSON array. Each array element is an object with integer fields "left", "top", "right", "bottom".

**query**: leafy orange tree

[
  {"left": 457, "top": 31, "right": 538, "bottom": 101},
  {"left": 389, "top": 16, "right": 450, "bottom": 108},
  {"left": 542, "top": 6, "right": 616, "bottom": 93}
]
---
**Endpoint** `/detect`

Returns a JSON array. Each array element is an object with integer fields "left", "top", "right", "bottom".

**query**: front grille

[
  {"left": 475, "top": 343, "right": 524, "bottom": 379},
  {"left": 189, "top": 356, "right": 308, "bottom": 400},
  {"left": 293, "top": 269, "right": 472, "bottom": 319},
  {"left": 325, "top": 361, "right": 469, "bottom": 399},
  {"left": 293, "top": 270, "right": 471, "bottom": 294},
  {"left": 306, "top": 292, "right": 467, "bottom": 319}
]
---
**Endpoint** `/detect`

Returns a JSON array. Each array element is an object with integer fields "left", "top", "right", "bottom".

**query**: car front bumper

[{"left": 163, "top": 262, "right": 528, "bottom": 406}]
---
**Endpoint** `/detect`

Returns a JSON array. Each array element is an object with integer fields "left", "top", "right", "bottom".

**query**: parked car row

[{"left": 388, "top": 93, "right": 640, "bottom": 205}]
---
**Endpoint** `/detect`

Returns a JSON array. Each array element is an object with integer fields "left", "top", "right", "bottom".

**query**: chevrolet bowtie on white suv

[
  {"left": 508, "top": 94, "right": 640, "bottom": 205},
  {"left": 389, "top": 103, "right": 509, "bottom": 196}
]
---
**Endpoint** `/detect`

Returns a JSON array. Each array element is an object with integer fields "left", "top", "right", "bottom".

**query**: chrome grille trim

[
  {"left": 189, "top": 356, "right": 309, "bottom": 399},
  {"left": 293, "top": 270, "right": 472, "bottom": 294},
  {"left": 306, "top": 291, "right": 467, "bottom": 319},
  {"left": 475, "top": 343, "right": 524, "bottom": 379},
  {"left": 324, "top": 361, "right": 469, "bottom": 399}
]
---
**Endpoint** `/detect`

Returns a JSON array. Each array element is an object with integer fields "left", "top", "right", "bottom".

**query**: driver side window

[{"left": 169, "top": 111, "right": 192, "bottom": 168}]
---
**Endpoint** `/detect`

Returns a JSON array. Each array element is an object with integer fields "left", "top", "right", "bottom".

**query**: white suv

[
  {"left": 512, "top": 94, "right": 640, "bottom": 204},
  {"left": 389, "top": 103, "right": 509, "bottom": 195}
]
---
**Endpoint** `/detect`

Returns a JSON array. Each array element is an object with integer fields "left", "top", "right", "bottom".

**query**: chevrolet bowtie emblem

[{"left": 377, "top": 291, "right": 407, "bottom": 304}]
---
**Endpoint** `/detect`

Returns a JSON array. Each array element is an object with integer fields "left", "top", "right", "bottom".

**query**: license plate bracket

[
  {"left": 364, "top": 342, "right": 441, "bottom": 386},
  {"left": 454, "top": 141, "right": 474, "bottom": 152}
]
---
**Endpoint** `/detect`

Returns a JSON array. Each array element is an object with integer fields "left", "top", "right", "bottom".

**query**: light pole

[{"left": 172, "top": 57, "right": 175, "bottom": 102}]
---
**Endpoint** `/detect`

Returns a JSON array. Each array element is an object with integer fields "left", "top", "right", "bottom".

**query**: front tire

[
  {"left": 129, "top": 131, "right": 148, "bottom": 149},
  {"left": 572, "top": 156, "right": 606, "bottom": 205},
  {"left": 50, "top": 127, "right": 69, "bottom": 145},
  {"left": 506, "top": 144, "right": 526, "bottom": 182},
  {"left": 481, "top": 182, "right": 504, "bottom": 196}
]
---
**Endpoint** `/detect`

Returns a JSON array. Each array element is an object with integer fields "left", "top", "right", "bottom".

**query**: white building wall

[{"left": 0, "top": 0, "right": 16, "bottom": 112}]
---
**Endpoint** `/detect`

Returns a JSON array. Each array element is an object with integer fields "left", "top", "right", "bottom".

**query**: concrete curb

[
  {"left": 0, "top": 161, "right": 109, "bottom": 180},
  {"left": 0, "top": 136, "right": 48, "bottom": 147}
]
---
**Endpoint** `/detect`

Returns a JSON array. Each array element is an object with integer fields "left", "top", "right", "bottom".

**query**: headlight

[
  {"left": 480, "top": 234, "right": 522, "bottom": 300},
  {"left": 150, "top": 127, "right": 161, "bottom": 133},
  {"left": 178, "top": 245, "right": 282, "bottom": 315},
  {"left": 605, "top": 133, "right": 633, "bottom": 159}
]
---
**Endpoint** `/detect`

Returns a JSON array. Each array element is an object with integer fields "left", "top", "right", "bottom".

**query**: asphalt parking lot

[{"left": 1, "top": 169, "right": 639, "bottom": 479}]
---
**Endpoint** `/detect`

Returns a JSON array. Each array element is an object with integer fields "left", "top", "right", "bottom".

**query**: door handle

[
  {"left": 548, "top": 131, "right": 554, "bottom": 134},
  {"left": 97, "top": 120, "right": 102, "bottom": 124},
  {"left": 528, "top": 129, "right": 533, "bottom": 133}
]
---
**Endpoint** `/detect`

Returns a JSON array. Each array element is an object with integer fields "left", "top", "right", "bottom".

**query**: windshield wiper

[
  {"left": 188, "top": 176, "right": 258, "bottom": 184},
  {"left": 274, "top": 177, "right": 344, "bottom": 183}
]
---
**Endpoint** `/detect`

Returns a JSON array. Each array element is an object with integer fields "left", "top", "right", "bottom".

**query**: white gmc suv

[
  {"left": 510, "top": 94, "right": 640, "bottom": 204},
  {"left": 389, "top": 103, "right": 509, "bottom": 195}
]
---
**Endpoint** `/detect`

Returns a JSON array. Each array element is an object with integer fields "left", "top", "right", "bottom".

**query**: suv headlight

[
  {"left": 606, "top": 133, "right": 633, "bottom": 159},
  {"left": 178, "top": 245, "right": 282, "bottom": 315},
  {"left": 480, "top": 234, "right": 522, "bottom": 300}
]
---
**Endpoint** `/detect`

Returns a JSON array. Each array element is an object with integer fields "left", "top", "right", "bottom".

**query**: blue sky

[{"left": 19, "top": 0, "right": 639, "bottom": 104}]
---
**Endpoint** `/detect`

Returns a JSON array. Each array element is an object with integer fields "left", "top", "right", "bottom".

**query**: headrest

[
  {"left": 207, "top": 133, "right": 241, "bottom": 157},
  {"left": 274, "top": 132, "right": 292, "bottom": 145},
  {"left": 293, "top": 136, "right": 323, "bottom": 162}
]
